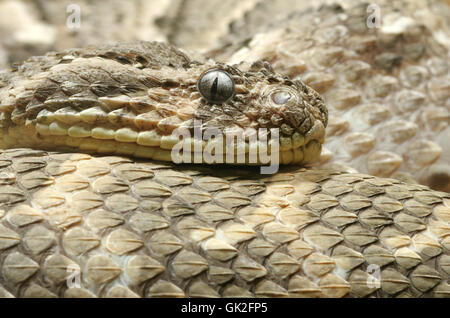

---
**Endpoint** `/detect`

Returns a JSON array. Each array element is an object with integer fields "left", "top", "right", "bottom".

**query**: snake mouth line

[{"left": 1, "top": 124, "right": 323, "bottom": 165}]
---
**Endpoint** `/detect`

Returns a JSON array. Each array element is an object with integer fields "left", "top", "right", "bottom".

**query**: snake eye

[
  {"left": 197, "top": 69, "right": 235, "bottom": 104},
  {"left": 271, "top": 91, "right": 292, "bottom": 105}
]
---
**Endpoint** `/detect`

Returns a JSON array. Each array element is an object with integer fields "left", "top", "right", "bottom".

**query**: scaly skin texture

[
  {"left": 0, "top": 150, "right": 448, "bottom": 298},
  {"left": 214, "top": 2, "right": 450, "bottom": 192},
  {"left": 0, "top": 42, "right": 448, "bottom": 299},
  {"left": 212, "top": 0, "right": 450, "bottom": 51},
  {"left": 0, "top": 12, "right": 448, "bottom": 299}
]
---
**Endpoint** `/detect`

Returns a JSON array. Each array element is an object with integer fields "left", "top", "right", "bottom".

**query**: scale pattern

[
  {"left": 216, "top": 3, "right": 450, "bottom": 192},
  {"left": 0, "top": 149, "right": 449, "bottom": 298},
  {"left": 0, "top": 2, "right": 448, "bottom": 299}
]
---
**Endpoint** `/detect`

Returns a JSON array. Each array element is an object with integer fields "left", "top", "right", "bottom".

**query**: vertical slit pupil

[
  {"left": 210, "top": 77, "right": 219, "bottom": 100},
  {"left": 198, "top": 69, "right": 235, "bottom": 104}
]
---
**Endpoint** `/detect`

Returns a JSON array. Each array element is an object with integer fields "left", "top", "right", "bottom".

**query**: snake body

[
  {"left": 0, "top": 2, "right": 449, "bottom": 298},
  {"left": 213, "top": 2, "right": 450, "bottom": 192}
]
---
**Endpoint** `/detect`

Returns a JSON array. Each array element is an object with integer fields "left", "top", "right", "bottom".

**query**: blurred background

[{"left": 0, "top": 0, "right": 448, "bottom": 69}]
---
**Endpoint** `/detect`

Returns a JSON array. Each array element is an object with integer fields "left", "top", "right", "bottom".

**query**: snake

[{"left": 0, "top": 3, "right": 448, "bottom": 298}]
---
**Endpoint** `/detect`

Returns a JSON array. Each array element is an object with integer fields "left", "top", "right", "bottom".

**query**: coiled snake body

[{"left": 0, "top": 3, "right": 448, "bottom": 298}]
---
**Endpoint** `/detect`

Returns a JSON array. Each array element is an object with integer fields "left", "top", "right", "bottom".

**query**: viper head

[{"left": 0, "top": 42, "right": 327, "bottom": 166}]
